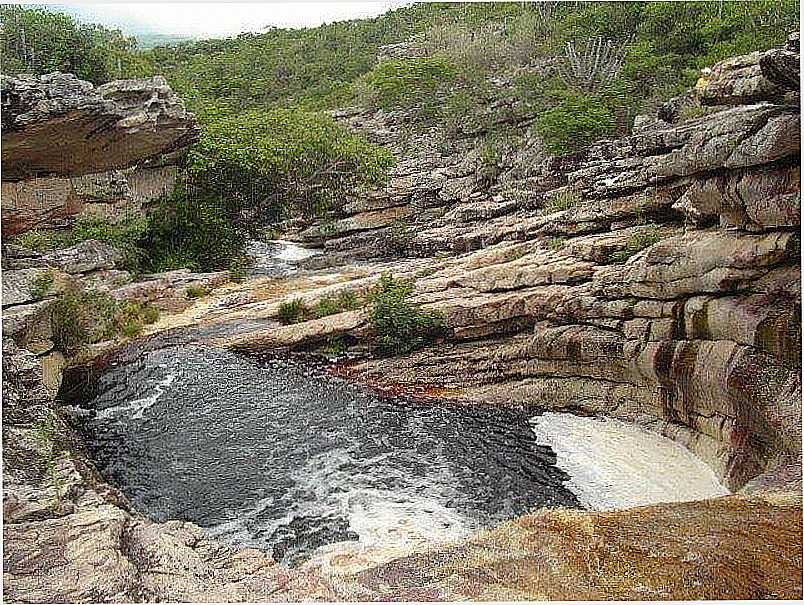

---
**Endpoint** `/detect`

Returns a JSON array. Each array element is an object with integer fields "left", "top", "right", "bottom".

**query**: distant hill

[{"left": 136, "top": 32, "right": 196, "bottom": 50}]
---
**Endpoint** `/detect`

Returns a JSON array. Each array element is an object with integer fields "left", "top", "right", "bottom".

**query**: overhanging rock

[{"left": 1, "top": 72, "right": 200, "bottom": 181}]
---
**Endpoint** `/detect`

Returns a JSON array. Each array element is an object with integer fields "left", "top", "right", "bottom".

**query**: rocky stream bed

[{"left": 2, "top": 34, "right": 802, "bottom": 602}]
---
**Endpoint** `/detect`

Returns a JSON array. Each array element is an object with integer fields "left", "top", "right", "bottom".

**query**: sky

[{"left": 38, "top": 2, "right": 411, "bottom": 38}]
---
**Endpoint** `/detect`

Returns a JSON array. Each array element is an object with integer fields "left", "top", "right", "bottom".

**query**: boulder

[{"left": 37, "top": 240, "right": 123, "bottom": 274}]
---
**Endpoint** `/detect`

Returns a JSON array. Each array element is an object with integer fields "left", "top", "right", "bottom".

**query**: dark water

[{"left": 76, "top": 345, "right": 579, "bottom": 565}]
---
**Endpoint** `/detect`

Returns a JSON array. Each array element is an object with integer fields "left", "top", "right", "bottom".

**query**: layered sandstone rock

[
  {"left": 1, "top": 162, "right": 179, "bottom": 236},
  {"left": 1, "top": 73, "right": 198, "bottom": 235},
  {"left": 221, "top": 37, "right": 802, "bottom": 499},
  {"left": 2, "top": 37, "right": 801, "bottom": 603},
  {"left": 1, "top": 73, "right": 199, "bottom": 181}
]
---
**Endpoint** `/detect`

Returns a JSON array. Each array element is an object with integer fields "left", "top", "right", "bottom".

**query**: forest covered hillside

[{"left": 1, "top": 1, "right": 799, "bottom": 273}]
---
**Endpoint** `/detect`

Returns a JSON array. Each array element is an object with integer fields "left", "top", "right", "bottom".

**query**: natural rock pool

[{"left": 75, "top": 346, "right": 580, "bottom": 566}]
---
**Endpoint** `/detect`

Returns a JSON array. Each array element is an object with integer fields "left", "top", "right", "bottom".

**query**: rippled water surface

[{"left": 77, "top": 346, "right": 579, "bottom": 565}]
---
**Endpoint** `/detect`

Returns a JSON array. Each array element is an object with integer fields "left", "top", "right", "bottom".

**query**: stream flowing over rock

[{"left": 2, "top": 34, "right": 802, "bottom": 602}]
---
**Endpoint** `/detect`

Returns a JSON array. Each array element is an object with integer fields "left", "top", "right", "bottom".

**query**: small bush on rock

[
  {"left": 606, "top": 226, "right": 662, "bottom": 263},
  {"left": 368, "top": 273, "right": 442, "bottom": 356},
  {"left": 278, "top": 299, "right": 309, "bottom": 324},
  {"left": 542, "top": 189, "right": 582, "bottom": 214},
  {"left": 185, "top": 285, "right": 209, "bottom": 299},
  {"left": 536, "top": 91, "right": 615, "bottom": 155},
  {"left": 32, "top": 270, "right": 55, "bottom": 300},
  {"left": 50, "top": 289, "right": 160, "bottom": 354}
]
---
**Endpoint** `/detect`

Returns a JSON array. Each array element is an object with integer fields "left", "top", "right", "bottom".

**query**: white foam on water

[
  {"left": 295, "top": 448, "right": 477, "bottom": 548},
  {"left": 529, "top": 412, "right": 730, "bottom": 511},
  {"left": 269, "top": 240, "right": 321, "bottom": 262},
  {"left": 202, "top": 446, "right": 477, "bottom": 570},
  {"left": 96, "top": 372, "right": 177, "bottom": 421}
]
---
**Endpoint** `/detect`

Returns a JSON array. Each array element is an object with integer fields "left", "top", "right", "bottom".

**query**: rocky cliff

[
  {"left": 1, "top": 73, "right": 199, "bottom": 236},
  {"left": 2, "top": 37, "right": 801, "bottom": 602}
]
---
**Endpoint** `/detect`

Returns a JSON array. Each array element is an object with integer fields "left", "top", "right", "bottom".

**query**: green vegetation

[
  {"left": 0, "top": 4, "right": 150, "bottom": 82},
  {"left": 277, "top": 290, "right": 363, "bottom": 325},
  {"left": 12, "top": 216, "right": 148, "bottom": 272},
  {"left": 606, "top": 226, "right": 663, "bottom": 264},
  {"left": 229, "top": 258, "right": 249, "bottom": 283},
  {"left": 187, "top": 107, "right": 393, "bottom": 222},
  {"left": 323, "top": 335, "right": 348, "bottom": 355},
  {"left": 542, "top": 189, "right": 583, "bottom": 214},
  {"left": 50, "top": 289, "right": 159, "bottom": 354},
  {"left": 185, "top": 285, "right": 209, "bottom": 299},
  {"left": 546, "top": 237, "right": 567, "bottom": 252},
  {"left": 536, "top": 93, "right": 615, "bottom": 155},
  {"left": 368, "top": 273, "right": 442, "bottom": 356},
  {"left": 277, "top": 298, "right": 309, "bottom": 325},
  {"left": 32, "top": 415, "right": 64, "bottom": 508},
  {"left": 312, "top": 290, "right": 361, "bottom": 319},
  {"left": 358, "top": 56, "right": 457, "bottom": 116},
  {"left": 142, "top": 181, "right": 246, "bottom": 272},
  {"left": 3, "top": 2, "right": 798, "bottom": 274},
  {"left": 31, "top": 270, "right": 54, "bottom": 300}
]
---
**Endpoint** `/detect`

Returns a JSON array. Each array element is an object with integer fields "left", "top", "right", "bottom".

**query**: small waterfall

[{"left": 246, "top": 239, "right": 321, "bottom": 277}]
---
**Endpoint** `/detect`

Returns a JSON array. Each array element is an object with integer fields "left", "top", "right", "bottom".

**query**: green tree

[
  {"left": 187, "top": 107, "right": 393, "bottom": 222},
  {"left": 0, "top": 5, "right": 150, "bottom": 83}
]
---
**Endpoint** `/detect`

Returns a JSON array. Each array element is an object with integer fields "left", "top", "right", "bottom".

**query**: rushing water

[
  {"left": 76, "top": 346, "right": 580, "bottom": 566},
  {"left": 246, "top": 239, "right": 321, "bottom": 277},
  {"left": 530, "top": 412, "right": 730, "bottom": 510}
]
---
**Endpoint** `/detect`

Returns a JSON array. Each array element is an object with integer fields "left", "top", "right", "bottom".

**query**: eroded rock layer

[{"left": 1, "top": 73, "right": 199, "bottom": 236}]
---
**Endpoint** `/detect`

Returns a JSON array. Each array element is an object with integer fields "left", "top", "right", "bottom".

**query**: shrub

[
  {"left": 143, "top": 182, "right": 247, "bottom": 273},
  {"left": 606, "top": 226, "right": 662, "bottom": 263},
  {"left": 312, "top": 296, "right": 341, "bottom": 319},
  {"left": 335, "top": 290, "right": 361, "bottom": 311},
  {"left": 12, "top": 217, "right": 147, "bottom": 272},
  {"left": 384, "top": 220, "right": 414, "bottom": 256},
  {"left": 70, "top": 216, "right": 148, "bottom": 271},
  {"left": 277, "top": 299, "right": 309, "bottom": 325},
  {"left": 50, "top": 289, "right": 159, "bottom": 354},
  {"left": 12, "top": 230, "right": 71, "bottom": 252},
  {"left": 475, "top": 138, "right": 502, "bottom": 189},
  {"left": 32, "top": 270, "right": 54, "bottom": 300},
  {"left": 546, "top": 237, "right": 567, "bottom": 251},
  {"left": 421, "top": 17, "right": 545, "bottom": 75},
  {"left": 311, "top": 290, "right": 363, "bottom": 319},
  {"left": 121, "top": 319, "right": 143, "bottom": 338},
  {"left": 185, "top": 285, "right": 209, "bottom": 299},
  {"left": 323, "top": 335, "right": 348, "bottom": 355},
  {"left": 536, "top": 92, "right": 615, "bottom": 155},
  {"left": 0, "top": 5, "right": 151, "bottom": 83},
  {"left": 229, "top": 258, "right": 250, "bottom": 283},
  {"left": 140, "top": 304, "right": 160, "bottom": 324},
  {"left": 542, "top": 189, "right": 582, "bottom": 214},
  {"left": 368, "top": 273, "right": 442, "bottom": 356},
  {"left": 362, "top": 56, "right": 457, "bottom": 111}
]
